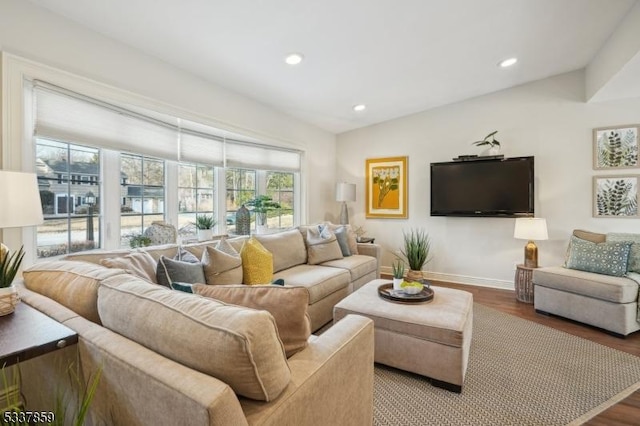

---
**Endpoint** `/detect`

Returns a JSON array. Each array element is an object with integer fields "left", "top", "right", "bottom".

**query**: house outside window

[
  {"left": 178, "top": 163, "right": 215, "bottom": 238},
  {"left": 120, "top": 153, "right": 165, "bottom": 247},
  {"left": 35, "top": 138, "right": 100, "bottom": 258}
]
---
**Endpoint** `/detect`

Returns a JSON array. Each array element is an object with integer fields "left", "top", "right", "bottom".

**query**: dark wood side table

[
  {"left": 0, "top": 302, "right": 78, "bottom": 368},
  {"left": 514, "top": 264, "right": 536, "bottom": 304}
]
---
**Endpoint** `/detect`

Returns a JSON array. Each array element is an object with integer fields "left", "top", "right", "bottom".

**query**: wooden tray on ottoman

[{"left": 378, "top": 282, "right": 434, "bottom": 304}]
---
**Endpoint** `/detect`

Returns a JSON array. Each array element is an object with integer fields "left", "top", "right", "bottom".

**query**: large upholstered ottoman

[{"left": 334, "top": 279, "right": 473, "bottom": 392}]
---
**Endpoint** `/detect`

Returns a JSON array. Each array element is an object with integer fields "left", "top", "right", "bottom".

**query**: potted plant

[
  {"left": 400, "top": 228, "right": 431, "bottom": 282},
  {"left": 472, "top": 130, "right": 501, "bottom": 156},
  {"left": 246, "top": 195, "right": 281, "bottom": 234},
  {"left": 0, "top": 244, "right": 25, "bottom": 316},
  {"left": 195, "top": 214, "right": 216, "bottom": 241},
  {"left": 391, "top": 259, "right": 405, "bottom": 290}
]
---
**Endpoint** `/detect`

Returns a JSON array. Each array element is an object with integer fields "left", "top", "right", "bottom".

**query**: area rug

[{"left": 373, "top": 303, "right": 640, "bottom": 425}]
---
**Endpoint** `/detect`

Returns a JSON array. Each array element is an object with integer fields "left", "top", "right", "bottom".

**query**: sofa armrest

[
  {"left": 357, "top": 243, "right": 381, "bottom": 277},
  {"left": 240, "top": 314, "right": 374, "bottom": 426}
]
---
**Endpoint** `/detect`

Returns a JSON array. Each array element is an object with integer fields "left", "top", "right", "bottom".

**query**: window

[
  {"left": 35, "top": 139, "right": 100, "bottom": 258},
  {"left": 120, "top": 154, "right": 165, "bottom": 247},
  {"left": 178, "top": 163, "right": 215, "bottom": 238},
  {"left": 266, "top": 171, "right": 295, "bottom": 229},
  {"left": 225, "top": 168, "right": 256, "bottom": 233}
]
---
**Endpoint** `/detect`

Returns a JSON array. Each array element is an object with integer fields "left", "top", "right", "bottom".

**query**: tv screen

[{"left": 430, "top": 156, "right": 534, "bottom": 217}]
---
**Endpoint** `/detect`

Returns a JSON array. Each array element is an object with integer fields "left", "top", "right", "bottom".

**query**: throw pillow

[
  {"left": 202, "top": 244, "right": 243, "bottom": 285},
  {"left": 606, "top": 233, "right": 640, "bottom": 274},
  {"left": 156, "top": 256, "right": 206, "bottom": 287},
  {"left": 323, "top": 222, "right": 359, "bottom": 255},
  {"left": 169, "top": 282, "right": 194, "bottom": 293},
  {"left": 563, "top": 229, "right": 608, "bottom": 266},
  {"left": 192, "top": 283, "right": 311, "bottom": 357},
  {"left": 334, "top": 226, "right": 352, "bottom": 257},
  {"left": 100, "top": 250, "right": 158, "bottom": 284},
  {"left": 175, "top": 247, "right": 200, "bottom": 263},
  {"left": 240, "top": 237, "right": 274, "bottom": 285},
  {"left": 305, "top": 225, "right": 344, "bottom": 265},
  {"left": 565, "top": 236, "right": 631, "bottom": 277}
]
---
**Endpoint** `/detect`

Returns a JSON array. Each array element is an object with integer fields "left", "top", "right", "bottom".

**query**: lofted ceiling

[{"left": 26, "top": 0, "right": 638, "bottom": 134}]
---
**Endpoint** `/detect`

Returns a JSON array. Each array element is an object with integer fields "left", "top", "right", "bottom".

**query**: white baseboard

[{"left": 380, "top": 266, "right": 514, "bottom": 291}]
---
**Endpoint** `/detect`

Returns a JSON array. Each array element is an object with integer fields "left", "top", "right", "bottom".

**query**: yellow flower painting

[{"left": 366, "top": 156, "right": 408, "bottom": 218}]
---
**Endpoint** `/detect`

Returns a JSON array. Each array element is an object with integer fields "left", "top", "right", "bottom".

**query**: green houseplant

[
  {"left": 194, "top": 214, "right": 216, "bottom": 241},
  {"left": 0, "top": 244, "right": 25, "bottom": 316},
  {"left": 245, "top": 195, "right": 281, "bottom": 230},
  {"left": 471, "top": 130, "right": 501, "bottom": 156},
  {"left": 400, "top": 228, "right": 431, "bottom": 282},
  {"left": 391, "top": 260, "right": 405, "bottom": 290}
]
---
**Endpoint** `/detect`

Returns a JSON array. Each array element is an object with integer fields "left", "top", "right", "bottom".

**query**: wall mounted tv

[{"left": 430, "top": 156, "right": 534, "bottom": 218}]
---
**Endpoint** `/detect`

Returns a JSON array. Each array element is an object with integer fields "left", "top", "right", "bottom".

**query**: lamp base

[
  {"left": 339, "top": 202, "right": 349, "bottom": 225},
  {"left": 524, "top": 240, "right": 539, "bottom": 268}
]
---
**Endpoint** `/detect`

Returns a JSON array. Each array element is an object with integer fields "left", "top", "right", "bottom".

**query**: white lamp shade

[
  {"left": 514, "top": 218, "right": 548, "bottom": 241},
  {"left": 336, "top": 182, "right": 356, "bottom": 202},
  {"left": 0, "top": 170, "right": 44, "bottom": 229}
]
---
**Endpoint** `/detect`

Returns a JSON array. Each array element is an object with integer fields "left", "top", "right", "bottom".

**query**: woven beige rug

[{"left": 373, "top": 303, "right": 640, "bottom": 425}]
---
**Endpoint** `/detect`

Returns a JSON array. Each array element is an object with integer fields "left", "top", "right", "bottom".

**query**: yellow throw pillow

[{"left": 240, "top": 237, "right": 274, "bottom": 285}]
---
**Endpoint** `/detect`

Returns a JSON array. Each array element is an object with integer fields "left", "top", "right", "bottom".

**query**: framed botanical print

[
  {"left": 365, "top": 156, "right": 408, "bottom": 219},
  {"left": 593, "top": 175, "right": 639, "bottom": 218},
  {"left": 593, "top": 125, "right": 639, "bottom": 170}
]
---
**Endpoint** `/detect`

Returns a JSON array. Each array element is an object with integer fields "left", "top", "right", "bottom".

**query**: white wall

[
  {"left": 337, "top": 70, "right": 640, "bottom": 288},
  {"left": 0, "top": 0, "right": 336, "bottom": 225}
]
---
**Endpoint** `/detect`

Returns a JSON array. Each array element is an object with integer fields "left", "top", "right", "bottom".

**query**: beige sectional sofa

[
  {"left": 14, "top": 225, "right": 380, "bottom": 425},
  {"left": 533, "top": 229, "right": 640, "bottom": 336}
]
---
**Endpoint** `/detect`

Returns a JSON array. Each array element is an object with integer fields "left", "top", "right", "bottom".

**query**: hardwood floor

[{"left": 388, "top": 277, "right": 640, "bottom": 425}]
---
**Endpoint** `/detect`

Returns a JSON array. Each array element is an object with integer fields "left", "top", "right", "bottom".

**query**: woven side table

[{"left": 515, "top": 264, "right": 536, "bottom": 304}]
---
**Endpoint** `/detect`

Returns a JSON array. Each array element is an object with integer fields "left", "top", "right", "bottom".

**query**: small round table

[{"left": 515, "top": 264, "right": 536, "bottom": 303}]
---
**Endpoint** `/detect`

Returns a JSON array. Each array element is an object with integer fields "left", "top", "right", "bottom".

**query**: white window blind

[
  {"left": 226, "top": 141, "right": 301, "bottom": 172},
  {"left": 34, "top": 82, "right": 179, "bottom": 161},
  {"left": 179, "top": 131, "right": 224, "bottom": 167}
]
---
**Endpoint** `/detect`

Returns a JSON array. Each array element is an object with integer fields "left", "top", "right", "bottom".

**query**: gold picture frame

[
  {"left": 593, "top": 175, "right": 639, "bottom": 218},
  {"left": 593, "top": 124, "right": 639, "bottom": 170},
  {"left": 365, "top": 156, "right": 408, "bottom": 219}
]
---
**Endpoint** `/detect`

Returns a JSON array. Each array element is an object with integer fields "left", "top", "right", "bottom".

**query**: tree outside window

[
  {"left": 225, "top": 168, "right": 256, "bottom": 233},
  {"left": 266, "top": 171, "right": 294, "bottom": 229},
  {"left": 178, "top": 163, "right": 215, "bottom": 239}
]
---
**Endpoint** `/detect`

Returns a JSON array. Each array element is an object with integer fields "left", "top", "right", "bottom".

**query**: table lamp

[
  {"left": 335, "top": 182, "right": 356, "bottom": 225},
  {"left": 0, "top": 170, "right": 44, "bottom": 315},
  {"left": 514, "top": 218, "right": 548, "bottom": 268}
]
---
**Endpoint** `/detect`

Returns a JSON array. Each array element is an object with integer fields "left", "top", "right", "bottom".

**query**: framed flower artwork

[{"left": 365, "top": 156, "right": 408, "bottom": 218}]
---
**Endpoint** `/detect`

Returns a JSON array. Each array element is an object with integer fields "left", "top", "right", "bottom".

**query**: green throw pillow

[
  {"left": 565, "top": 236, "right": 631, "bottom": 277},
  {"left": 606, "top": 233, "right": 640, "bottom": 274},
  {"left": 170, "top": 282, "right": 194, "bottom": 293}
]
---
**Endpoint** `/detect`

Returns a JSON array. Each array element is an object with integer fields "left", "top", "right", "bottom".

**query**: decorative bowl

[{"left": 402, "top": 283, "right": 424, "bottom": 295}]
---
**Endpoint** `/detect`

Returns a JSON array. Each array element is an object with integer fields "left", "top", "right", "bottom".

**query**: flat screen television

[{"left": 430, "top": 156, "right": 534, "bottom": 217}]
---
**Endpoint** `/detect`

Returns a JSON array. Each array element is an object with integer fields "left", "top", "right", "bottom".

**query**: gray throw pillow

[
  {"left": 565, "top": 236, "right": 631, "bottom": 277},
  {"left": 334, "top": 226, "right": 352, "bottom": 257},
  {"left": 175, "top": 247, "right": 200, "bottom": 263},
  {"left": 156, "top": 256, "right": 206, "bottom": 287}
]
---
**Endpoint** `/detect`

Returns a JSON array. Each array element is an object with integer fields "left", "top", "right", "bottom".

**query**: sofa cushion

[
  {"left": 100, "top": 251, "right": 158, "bottom": 284},
  {"left": 305, "top": 226, "right": 344, "bottom": 265},
  {"left": 23, "top": 260, "right": 127, "bottom": 324},
  {"left": 533, "top": 266, "right": 639, "bottom": 304},
  {"left": 324, "top": 222, "right": 359, "bottom": 255},
  {"left": 565, "top": 236, "right": 631, "bottom": 277},
  {"left": 334, "top": 226, "right": 352, "bottom": 257},
  {"left": 254, "top": 229, "right": 307, "bottom": 272},
  {"left": 202, "top": 244, "right": 242, "bottom": 285},
  {"left": 156, "top": 256, "right": 206, "bottom": 287},
  {"left": 607, "top": 233, "right": 640, "bottom": 274},
  {"left": 273, "top": 265, "right": 350, "bottom": 304},
  {"left": 241, "top": 237, "right": 274, "bottom": 285},
  {"left": 98, "top": 275, "right": 291, "bottom": 401},
  {"left": 320, "top": 255, "right": 377, "bottom": 282},
  {"left": 191, "top": 283, "right": 311, "bottom": 357}
]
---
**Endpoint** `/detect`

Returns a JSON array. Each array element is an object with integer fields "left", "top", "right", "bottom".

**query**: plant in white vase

[
  {"left": 0, "top": 244, "right": 25, "bottom": 316},
  {"left": 246, "top": 195, "right": 281, "bottom": 234},
  {"left": 392, "top": 260, "right": 405, "bottom": 290},
  {"left": 195, "top": 214, "right": 216, "bottom": 241}
]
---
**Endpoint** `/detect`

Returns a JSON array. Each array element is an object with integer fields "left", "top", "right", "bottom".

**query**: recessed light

[
  {"left": 353, "top": 104, "right": 366, "bottom": 112},
  {"left": 285, "top": 53, "right": 304, "bottom": 65},
  {"left": 498, "top": 57, "right": 518, "bottom": 68}
]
